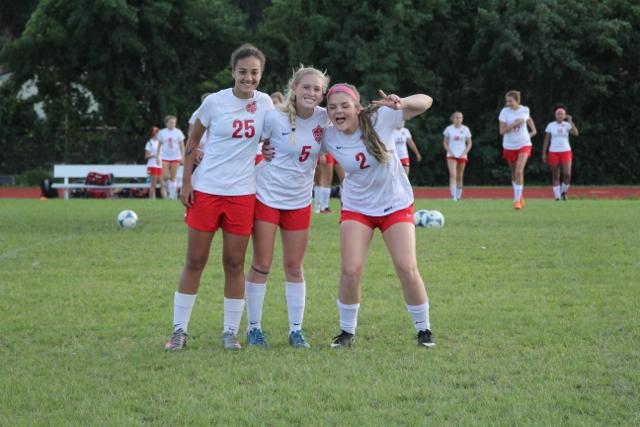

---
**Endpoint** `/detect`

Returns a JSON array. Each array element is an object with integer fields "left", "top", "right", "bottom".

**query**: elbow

[{"left": 423, "top": 95, "right": 433, "bottom": 111}]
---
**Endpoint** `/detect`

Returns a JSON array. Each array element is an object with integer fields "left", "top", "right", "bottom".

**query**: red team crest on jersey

[
  {"left": 312, "top": 125, "right": 324, "bottom": 143},
  {"left": 246, "top": 101, "right": 257, "bottom": 114}
]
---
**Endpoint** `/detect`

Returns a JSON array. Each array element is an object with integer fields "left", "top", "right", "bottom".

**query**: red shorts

[
  {"left": 185, "top": 192, "right": 256, "bottom": 236},
  {"left": 163, "top": 159, "right": 181, "bottom": 165},
  {"left": 325, "top": 153, "right": 337, "bottom": 165},
  {"left": 547, "top": 151, "right": 572, "bottom": 165},
  {"left": 502, "top": 146, "right": 532, "bottom": 163},
  {"left": 446, "top": 156, "right": 468, "bottom": 164},
  {"left": 255, "top": 154, "right": 265, "bottom": 165},
  {"left": 147, "top": 166, "right": 162, "bottom": 176},
  {"left": 340, "top": 205, "right": 414, "bottom": 232},
  {"left": 254, "top": 200, "right": 311, "bottom": 231},
  {"left": 400, "top": 157, "right": 410, "bottom": 166}
]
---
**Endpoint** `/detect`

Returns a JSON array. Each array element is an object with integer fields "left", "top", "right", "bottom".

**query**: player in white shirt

[
  {"left": 188, "top": 93, "right": 211, "bottom": 166},
  {"left": 321, "top": 83, "right": 436, "bottom": 348},
  {"left": 498, "top": 90, "right": 537, "bottom": 209},
  {"left": 393, "top": 124, "right": 422, "bottom": 176},
  {"left": 157, "top": 116, "right": 185, "bottom": 200},
  {"left": 542, "top": 105, "right": 579, "bottom": 200},
  {"left": 164, "top": 44, "right": 274, "bottom": 352},
  {"left": 442, "top": 112, "right": 472, "bottom": 200},
  {"left": 144, "top": 126, "right": 165, "bottom": 199},
  {"left": 245, "top": 66, "right": 330, "bottom": 348}
]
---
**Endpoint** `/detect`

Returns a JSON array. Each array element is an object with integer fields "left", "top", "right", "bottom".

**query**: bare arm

[
  {"left": 527, "top": 117, "right": 537, "bottom": 139},
  {"left": 181, "top": 120, "right": 206, "bottom": 207},
  {"left": 542, "top": 133, "right": 550, "bottom": 160},
  {"left": 500, "top": 119, "right": 525, "bottom": 135},
  {"left": 406, "top": 137, "right": 422, "bottom": 162},
  {"left": 371, "top": 90, "right": 433, "bottom": 120},
  {"left": 179, "top": 138, "right": 186, "bottom": 162},
  {"left": 463, "top": 137, "right": 473, "bottom": 156},
  {"left": 567, "top": 116, "right": 579, "bottom": 136},
  {"left": 442, "top": 136, "right": 450, "bottom": 156}
]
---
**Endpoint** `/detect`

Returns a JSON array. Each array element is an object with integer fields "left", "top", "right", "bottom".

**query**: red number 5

[
  {"left": 232, "top": 119, "right": 256, "bottom": 139},
  {"left": 299, "top": 145, "right": 312, "bottom": 162},
  {"left": 356, "top": 152, "right": 369, "bottom": 169}
]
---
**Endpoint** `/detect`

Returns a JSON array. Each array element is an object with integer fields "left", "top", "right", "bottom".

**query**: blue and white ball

[
  {"left": 425, "top": 210, "right": 445, "bottom": 229},
  {"left": 117, "top": 210, "right": 138, "bottom": 228},
  {"left": 413, "top": 209, "right": 430, "bottom": 227}
]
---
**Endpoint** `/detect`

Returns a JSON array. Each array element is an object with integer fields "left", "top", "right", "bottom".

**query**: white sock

[
  {"left": 245, "top": 282, "right": 266, "bottom": 331},
  {"left": 286, "top": 281, "right": 306, "bottom": 332},
  {"left": 457, "top": 188, "right": 463, "bottom": 200},
  {"left": 449, "top": 184, "right": 457, "bottom": 200},
  {"left": 337, "top": 299, "right": 360, "bottom": 335},
  {"left": 514, "top": 184, "right": 523, "bottom": 202},
  {"left": 512, "top": 181, "right": 517, "bottom": 190},
  {"left": 561, "top": 183, "right": 570, "bottom": 193},
  {"left": 173, "top": 292, "right": 197, "bottom": 333},
  {"left": 313, "top": 186, "right": 321, "bottom": 212},
  {"left": 406, "top": 302, "right": 431, "bottom": 332},
  {"left": 322, "top": 187, "right": 331, "bottom": 210},
  {"left": 553, "top": 186, "right": 561, "bottom": 199},
  {"left": 223, "top": 297, "right": 245, "bottom": 335}
]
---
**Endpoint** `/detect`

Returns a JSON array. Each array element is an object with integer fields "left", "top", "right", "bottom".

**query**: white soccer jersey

[
  {"left": 191, "top": 88, "right": 274, "bottom": 196},
  {"left": 393, "top": 128, "right": 412, "bottom": 159},
  {"left": 145, "top": 139, "right": 162, "bottom": 167},
  {"left": 443, "top": 125, "right": 472, "bottom": 158},
  {"left": 322, "top": 107, "right": 413, "bottom": 216},
  {"left": 157, "top": 128, "right": 185, "bottom": 161},
  {"left": 545, "top": 121, "right": 573, "bottom": 152},
  {"left": 256, "top": 107, "right": 330, "bottom": 209},
  {"left": 498, "top": 106, "right": 531, "bottom": 149}
]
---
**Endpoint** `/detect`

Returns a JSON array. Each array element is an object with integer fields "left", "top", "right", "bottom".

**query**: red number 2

[
  {"left": 232, "top": 119, "right": 256, "bottom": 139},
  {"left": 356, "top": 152, "right": 369, "bottom": 169},
  {"left": 299, "top": 145, "right": 312, "bottom": 162}
]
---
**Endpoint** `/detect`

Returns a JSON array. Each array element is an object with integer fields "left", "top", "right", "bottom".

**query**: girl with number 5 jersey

[
  {"left": 321, "top": 84, "right": 436, "bottom": 348},
  {"left": 245, "top": 66, "right": 331, "bottom": 349},
  {"left": 164, "top": 44, "right": 274, "bottom": 352}
]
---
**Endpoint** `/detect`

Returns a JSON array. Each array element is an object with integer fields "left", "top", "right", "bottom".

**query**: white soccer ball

[
  {"left": 117, "top": 210, "right": 138, "bottom": 228},
  {"left": 413, "top": 209, "right": 430, "bottom": 227},
  {"left": 425, "top": 210, "right": 445, "bottom": 229}
]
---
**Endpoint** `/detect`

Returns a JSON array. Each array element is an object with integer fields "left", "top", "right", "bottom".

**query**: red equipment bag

[{"left": 85, "top": 172, "right": 114, "bottom": 198}]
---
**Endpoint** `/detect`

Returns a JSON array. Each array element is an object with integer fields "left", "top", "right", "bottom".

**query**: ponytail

[{"left": 358, "top": 105, "right": 388, "bottom": 164}]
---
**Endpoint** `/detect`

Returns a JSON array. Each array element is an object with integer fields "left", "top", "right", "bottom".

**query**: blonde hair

[
  {"left": 328, "top": 83, "right": 388, "bottom": 164},
  {"left": 506, "top": 90, "right": 521, "bottom": 103},
  {"left": 280, "top": 65, "right": 330, "bottom": 145},
  {"left": 164, "top": 115, "right": 177, "bottom": 125}
]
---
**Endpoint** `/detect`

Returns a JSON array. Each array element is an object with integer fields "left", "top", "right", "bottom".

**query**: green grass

[{"left": 1, "top": 198, "right": 639, "bottom": 425}]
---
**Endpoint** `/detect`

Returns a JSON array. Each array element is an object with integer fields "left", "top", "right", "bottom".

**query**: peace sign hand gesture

[{"left": 371, "top": 90, "right": 402, "bottom": 110}]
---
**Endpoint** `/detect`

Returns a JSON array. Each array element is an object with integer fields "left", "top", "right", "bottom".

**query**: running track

[{"left": 1, "top": 186, "right": 639, "bottom": 199}]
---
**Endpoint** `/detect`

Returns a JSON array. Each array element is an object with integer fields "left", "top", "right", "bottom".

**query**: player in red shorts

[
  {"left": 246, "top": 66, "right": 330, "bottom": 348},
  {"left": 157, "top": 115, "right": 185, "bottom": 200},
  {"left": 321, "top": 84, "right": 436, "bottom": 348},
  {"left": 144, "top": 127, "right": 165, "bottom": 199},
  {"left": 393, "top": 123, "right": 422, "bottom": 176},
  {"left": 442, "top": 112, "right": 472, "bottom": 200},
  {"left": 542, "top": 105, "right": 579, "bottom": 200},
  {"left": 498, "top": 90, "right": 537, "bottom": 209},
  {"left": 164, "top": 44, "right": 274, "bottom": 351}
]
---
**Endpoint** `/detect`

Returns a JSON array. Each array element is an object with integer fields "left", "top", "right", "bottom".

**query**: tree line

[{"left": 1, "top": 0, "right": 638, "bottom": 185}]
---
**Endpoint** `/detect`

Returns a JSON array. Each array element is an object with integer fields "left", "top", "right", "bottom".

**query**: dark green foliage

[{"left": 1, "top": 0, "right": 638, "bottom": 184}]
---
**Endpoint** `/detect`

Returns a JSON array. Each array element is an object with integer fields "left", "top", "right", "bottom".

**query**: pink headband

[
  {"left": 555, "top": 107, "right": 566, "bottom": 114},
  {"left": 327, "top": 84, "right": 360, "bottom": 104}
]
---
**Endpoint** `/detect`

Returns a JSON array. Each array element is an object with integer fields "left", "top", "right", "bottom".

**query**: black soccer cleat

[
  {"left": 331, "top": 330, "right": 355, "bottom": 348},
  {"left": 417, "top": 329, "right": 435, "bottom": 348},
  {"left": 165, "top": 328, "right": 188, "bottom": 351},
  {"left": 561, "top": 192, "right": 568, "bottom": 201}
]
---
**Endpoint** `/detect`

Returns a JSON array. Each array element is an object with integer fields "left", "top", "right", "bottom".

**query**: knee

[
  {"left": 252, "top": 258, "right": 272, "bottom": 275},
  {"left": 341, "top": 265, "right": 363, "bottom": 285},
  {"left": 564, "top": 173, "right": 571, "bottom": 182},
  {"left": 185, "top": 253, "right": 208, "bottom": 273},
  {"left": 396, "top": 261, "right": 420, "bottom": 281},
  {"left": 284, "top": 261, "right": 303, "bottom": 282},
  {"left": 223, "top": 255, "right": 245, "bottom": 275}
]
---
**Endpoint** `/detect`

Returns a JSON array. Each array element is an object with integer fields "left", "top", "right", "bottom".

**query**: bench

[{"left": 52, "top": 164, "right": 183, "bottom": 199}]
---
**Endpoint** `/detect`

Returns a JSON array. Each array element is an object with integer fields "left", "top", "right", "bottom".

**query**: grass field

[{"left": 1, "top": 198, "right": 639, "bottom": 425}]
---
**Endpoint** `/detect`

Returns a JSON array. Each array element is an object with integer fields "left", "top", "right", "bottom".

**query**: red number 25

[{"left": 232, "top": 119, "right": 256, "bottom": 138}]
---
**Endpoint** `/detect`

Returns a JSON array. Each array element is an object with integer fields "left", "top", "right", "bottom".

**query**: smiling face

[
  {"left": 293, "top": 74, "right": 325, "bottom": 112},
  {"left": 505, "top": 95, "right": 520, "bottom": 109},
  {"left": 327, "top": 92, "right": 361, "bottom": 134},
  {"left": 555, "top": 108, "right": 566, "bottom": 122},
  {"left": 232, "top": 56, "right": 263, "bottom": 99}
]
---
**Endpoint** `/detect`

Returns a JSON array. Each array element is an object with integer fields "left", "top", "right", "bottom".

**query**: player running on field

[
  {"left": 393, "top": 123, "right": 422, "bottom": 176},
  {"left": 498, "top": 90, "right": 537, "bottom": 210},
  {"left": 442, "top": 112, "right": 472, "bottom": 201},
  {"left": 320, "top": 83, "right": 436, "bottom": 348},
  {"left": 245, "top": 66, "right": 331, "bottom": 348},
  {"left": 164, "top": 44, "right": 274, "bottom": 351},
  {"left": 542, "top": 105, "right": 579, "bottom": 200}
]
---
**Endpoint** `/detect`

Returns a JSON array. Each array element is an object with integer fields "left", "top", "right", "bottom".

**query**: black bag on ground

[{"left": 40, "top": 179, "right": 59, "bottom": 198}]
